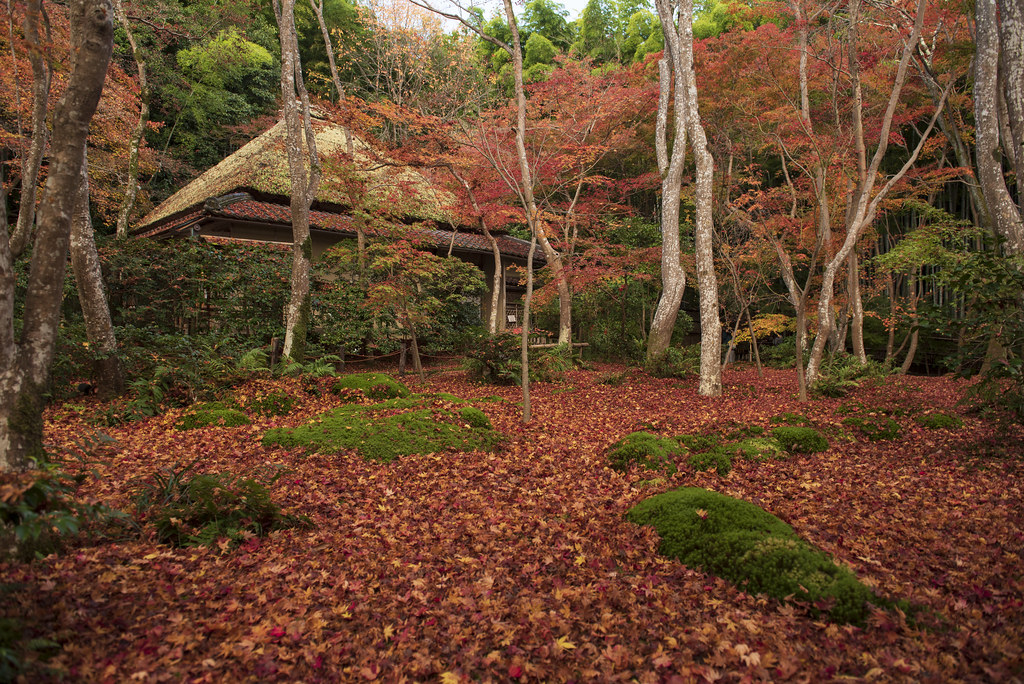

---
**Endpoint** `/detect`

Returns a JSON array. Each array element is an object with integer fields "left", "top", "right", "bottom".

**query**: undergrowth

[{"left": 262, "top": 394, "right": 502, "bottom": 462}]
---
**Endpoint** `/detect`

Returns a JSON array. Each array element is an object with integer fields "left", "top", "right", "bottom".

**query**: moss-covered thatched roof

[{"left": 138, "top": 115, "right": 451, "bottom": 232}]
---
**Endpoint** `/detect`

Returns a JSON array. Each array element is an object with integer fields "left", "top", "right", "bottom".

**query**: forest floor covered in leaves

[{"left": 4, "top": 367, "right": 1024, "bottom": 682}]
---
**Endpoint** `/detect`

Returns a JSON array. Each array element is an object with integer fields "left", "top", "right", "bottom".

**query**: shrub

[
  {"left": 532, "top": 344, "right": 579, "bottom": 383},
  {"left": 760, "top": 337, "right": 796, "bottom": 368},
  {"left": 246, "top": 391, "right": 297, "bottom": 417},
  {"left": 646, "top": 345, "right": 702, "bottom": 379},
  {"left": 175, "top": 404, "right": 251, "bottom": 430},
  {"left": 812, "top": 354, "right": 894, "bottom": 398},
  {"left": 915, "top": 412, "right": 963, "bottom": 430},
  {"left": 626, "top": 488, "right": 878, "bottom": 624},
  {"left": 687, "top": 449, "right": 733, "bottom": 476},
  {"left": 770, "top": 412, "right": 811, "bottom": 426},
  {"left": 1, "top": 435, "right": 126, "bottom": 560},
  {"left": 677, "top": 433, "right": 722, "bottom": 452},
  {"left": 332, "top": 373, "right": 410, "bottom": 401},
  {"left": 262, "top": 394, "right": 503, "bottom": 462},
  {"left": 458, "top": 406, "right": 492, "bottom": 429},
  {"left": 463, "top": 332, "right": 522, "bottom": 385},
  {"left": 131, "top": 464, "right": 309, "bottom": 547},
  {"left": 771, "top": 427, "right": 829, "bottom": 453},
  {"left": 607, "top": 432, "right": 680, "bottom": 474},
  {"left": 842, "top": 416, "right": 902, "bottom": 441}
]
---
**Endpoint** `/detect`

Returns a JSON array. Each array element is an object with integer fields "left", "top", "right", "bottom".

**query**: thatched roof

[
  {"left": 138, "top": 192, "right": 539, "bottom": 261},
  {"left": 137, "top": 115, "right": 451, "bottom": 232}
]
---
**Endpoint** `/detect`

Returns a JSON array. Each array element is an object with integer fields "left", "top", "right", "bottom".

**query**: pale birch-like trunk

[
  {"left": 275, "top": 0, "right": 322, "bottom": 362},
  {"left": 645, "top": 0, "right": 689, "bottom": 364},
  {"left": 806, "top": 0, "right": 940, "bottom": 384},
  {"left": 998, "top": 0, "right": 1024, "bottom": 192},
  {"left": 70, "top": 159, "right": 124, "bottom": 397},
  {"left": 113, "top": 0, "right": 147, "bottom": 239},
  {"left": 975, "top": 0, "right": 1024, "bottom": 254},
  {"left": 899, "top": 271, "right": 920, "bottom": 374},
  {"left": 849, "top": 249, "right": 866, "bottom": 362},
  {"left": 450, "top": 168, "right": 502, "bottom": 334},
  {"left": 0, "top": 0, "right": 113, "bottom": 471},
  {"left": 8, "top": 0, "right": 50, "bottom": 257},
  {"left": 520, "top": 237, "right": 537, "bottom": 422}
]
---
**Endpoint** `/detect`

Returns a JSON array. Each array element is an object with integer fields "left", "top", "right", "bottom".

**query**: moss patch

[
  {"left": 771, "top": 426, "right": 828, "bottom": 453},
  {"left": 176, "top": 404, "right": 251, "bottom": 430},
  {"left": 262, "top": 394, "right": 502, "bottom": 463},
  {"left": 458, "top": 406, "right": 492, "bottom": 429},
  {"left": 246, "top": 391, "right": 297, "bottom": 417},
  {"left": 915, "top": 412, "right": 963, "bottom": 430},
  {"left": 332, "top": 373, "right": 411, "bottom": 402},
  {"left": 770, "top": 412, "right": 812, "bottom": 426},
  {"left": 607, "top": 432, "right": 680, "bottom": 475},
  {"left": 626, "top": 488, "right": 878, "bottom": 624},
  {"left": 842, "top": 415, "right": 902, "bottom": 441}
]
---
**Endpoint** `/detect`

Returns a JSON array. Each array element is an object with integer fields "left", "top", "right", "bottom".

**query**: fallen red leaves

[{"left": 4, "top": 368, "right": 1023, "bottom": 682}]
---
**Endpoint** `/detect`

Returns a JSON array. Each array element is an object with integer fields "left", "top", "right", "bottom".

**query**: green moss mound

[
  {"left": 730, "top": 437, "right": 786, "bottom": 461},
  {"left": 842, "top": 415, "right": 902, "bottom": 441},
  {"left": 677, "top": 433, "right": 721, "bottom": 452},
  {"left": 770, "top": 412, "right": 811, "bottom": 426},
  {"left": 458, "top": 406, "right": 492, "bottom": 429},
  {"left": 175, "top": 404, "right": 251, "bottom": 430},
  {"left": 262, "top": 394, "right": 501, "bottom": 463},
  {"left": 771, "top": 426, "right": 828, "bottom": 453},
  {"left": 687, "top": 449, "right": 732, "bottom": 476},
  {"left": 332, "top": 373, "right": 411, "bottom": 402},
  {"left": 608, "top": 432, "right": 680, "bottom": 474},
  {"left": 916, "top": 412, "right": 963, "bottom": 430},
  {"left": 626, "top": 488, "right": 877, "bottom": 624}
]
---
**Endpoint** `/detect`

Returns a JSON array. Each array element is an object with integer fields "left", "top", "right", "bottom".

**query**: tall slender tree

[
  {"left": 0, "top": 0, "right": 114, "bottom": 471},
  {"left": 275, "top": 0, "right": 322, "bottom": 362}
]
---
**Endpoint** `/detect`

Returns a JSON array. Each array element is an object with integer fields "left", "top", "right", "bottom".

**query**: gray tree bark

[
  {"left": 70, "top": 159, "right": 125, "bottom": 397},
  {"left": 112, "top": 0, "right": 147, "bottom": 239},
  {"left": 0, "top": 0, "right": 114, "bottom": 471},
  {"left": 8, "top": 0, "right": 51, "bottom": 257},
  {"left": 975, "top": 0, "right": 1024, "bottom": 253},
  {"left": 275, "top": 0, "right": 322, "bottom": 362},
  {"left": 645, "top": 5, "right": 688, "bottom": 365}
]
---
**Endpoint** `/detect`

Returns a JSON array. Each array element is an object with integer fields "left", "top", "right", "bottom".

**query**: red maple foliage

[{"left": 2, "top": 368, "right": 1022, "bottom": 681}]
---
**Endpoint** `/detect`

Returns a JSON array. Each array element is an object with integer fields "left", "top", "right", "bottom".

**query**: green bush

[
  {"left": 769, "top": 412, "right": 811, "bottom": 426},
  {"left": 458, "top": 406, "right": 492, "bottom": 429},
  {"left": 646, "top": 345, "right": 701, "bottom": 379},
  {"left": 246, "top": 391, "right": 297, "bottom": 417},
  {"left": 131, "top": 464, "right": 309, "bottom": 548},
  {"left": 607, "top": 432, "right": 680, "bottom": 474},
  {"left": 812, "top": 354, "right": 894, "bottom": 398},
  {"left": 915, "top": 412, "right": 963, "bottom": 430},
  {"left": 771, "top": 427, "right": 829, "bottom": 453},
  {"left": 760, "top": 337, "right": 796, "bottom": 368},
  {"left": 677, "top": 433, "right": 722, "bottom": 452},
  {"left": 626, "top": 488, "right": 878, "bottom": 624},
  {"left": 175, "top": 404, "right": 251, "bottom": 430},
  {"left": 532, "top": 344, "right": 581, "bottom": 383},
  {"left": 842, "top": 416, "right": 902, "bottom": 441},
  {"left": 332, "top": 373, "right": 410, "bottom": 401},
  {"left": 463, "top": 332, "right": 522, "bottom": 385},
  {"left": 686, "top": 449, "right": 733, "bottom": 476},
  {"left": 1, "top": 435, "right": 126, "bottom": 561},
  {"left": 262, "top": 394, "right": 503, "bottom": 462}
]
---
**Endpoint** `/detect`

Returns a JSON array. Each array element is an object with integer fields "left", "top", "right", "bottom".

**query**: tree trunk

[
  {"left": 849, "top": 249, "right": 866, "bottom": 363},
  {"left": 0, "top": 0, "right": 113, "bottom": 471},
  {"left": 112, "top": 0, "right": 147, "bottom": 239},
  {"left": 70, "top": 160, "right": 124, "bottom": 397},
  {"left": 646, "top": 0, "right": 690, "bottom": 364},
  {"left": 8, "top": 0, "right": 51, "bottom": 257},
  {"left": 975, "top": 0, "right": 1024, "bottom": 253},
  {"left": 520, "top": 237, "right": 537, "bottom": 423},
  {"left": 677, "top": 0, "right": 721, "bottom": 396},
  {"left": 998, "top": 0, "right": 1024, "bottom": 195},
  {"left": 276, "top": 0, "right": 322, "bottom": 361}
]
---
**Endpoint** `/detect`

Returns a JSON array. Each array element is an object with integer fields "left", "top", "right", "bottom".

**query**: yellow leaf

[
  {"left": 439, "top": 672, "right": 460, "bottom": 684},
  {"left": 383, "top": 624, "right": 394, "bottom": 640},
  {"left": 555, "top": 635, "right": 576, "bottom": 651}
]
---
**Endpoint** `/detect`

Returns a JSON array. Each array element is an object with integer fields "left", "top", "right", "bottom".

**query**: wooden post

[
  {"left": 336, "top": 345, "right": 345, "bottom": 372},
  {"left": 269, "top": 337, "right": 282, "bottom": 369}
]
